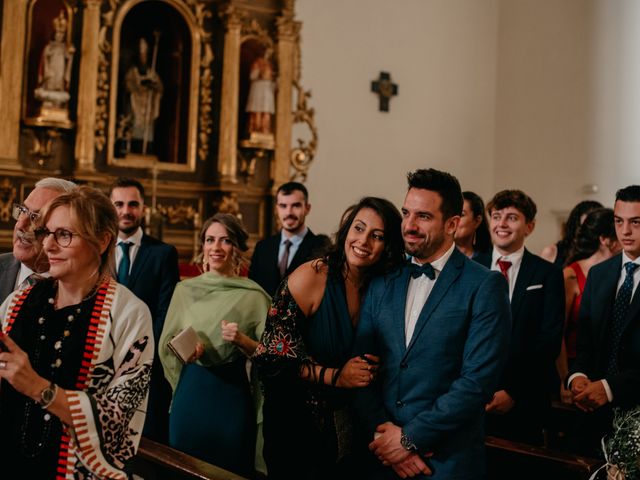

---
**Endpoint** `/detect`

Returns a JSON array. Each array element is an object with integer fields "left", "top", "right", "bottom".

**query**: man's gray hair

[{"left": 35, "top": 177, "right": 77, "bottom": 193}]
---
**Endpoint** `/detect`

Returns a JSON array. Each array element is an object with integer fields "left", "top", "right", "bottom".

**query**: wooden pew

[
  {"left": 131, "top": 437, "right": 250, "bottom": 480},
  {"left": 485, "top": 435, "right": 603, "bottom": 480}
]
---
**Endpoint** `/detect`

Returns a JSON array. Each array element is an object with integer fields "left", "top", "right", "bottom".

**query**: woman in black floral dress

[{"left": 252, "top": 196, "right": 405, "bottom": 479}]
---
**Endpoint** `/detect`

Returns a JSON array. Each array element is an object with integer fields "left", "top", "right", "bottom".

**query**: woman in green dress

[{"left": 159, "top": 213, "right": 270, "bottom": 477}]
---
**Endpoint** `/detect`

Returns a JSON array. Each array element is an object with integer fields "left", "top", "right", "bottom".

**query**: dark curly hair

[
  {"left": 462, "top": 191, "right": 491, "bottom": 254},
  {"left": 318, "top": 197, "right": 404, "bottom": 290},
  {"left": 556, "top": 200, "right": 603, "bottom": 263},
  {"left": 565, "top": 208, "right": 615, "bottom": 265}
]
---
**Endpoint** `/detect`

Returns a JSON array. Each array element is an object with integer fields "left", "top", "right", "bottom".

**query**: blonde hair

[{"left": 39, "top": 186, "right": 118, "bottom": 276}]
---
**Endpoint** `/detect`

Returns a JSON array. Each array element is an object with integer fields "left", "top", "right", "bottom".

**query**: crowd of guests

[{"left": 0, "top": 171, "right": 639, "bottom": 480}]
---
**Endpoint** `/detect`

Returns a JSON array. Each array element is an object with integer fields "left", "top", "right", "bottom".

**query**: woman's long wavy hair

[
  {"left": 462, "top": 191, "right": 492, "bottom": 254},
  {"left": 557, "top": 200, "right": 603, "bottom": 262},
  {"left": 565, "top": 207, "right": 616, "bottom": 266},
  {"left": 318, "top": 197, "right": 405, "bottom": 290}
]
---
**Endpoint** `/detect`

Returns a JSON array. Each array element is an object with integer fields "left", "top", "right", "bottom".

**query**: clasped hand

[
  {"left": 571, "top": 377, "right": 608, "bottom": 411},
  {"left": 369, "top": 422, "right": 432, "bottom": 478},
  {"left": 335, "top": 354, "right": 379, "bottom": 388}
]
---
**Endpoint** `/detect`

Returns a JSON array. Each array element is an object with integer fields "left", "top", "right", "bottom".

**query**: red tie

[{"left": 497, "top": 259, "right": 512, "bottom": 282}]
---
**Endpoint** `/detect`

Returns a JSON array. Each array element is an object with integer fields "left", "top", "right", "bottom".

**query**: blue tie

[
  {"left": 607, "top": 261, "right": 639, "bottom": 375},
  {"left": 118, "top": 242, "right": 132, "bottom": 286},
  {"left": 410, "top": 262, "right": 436, "bottom": 280}
]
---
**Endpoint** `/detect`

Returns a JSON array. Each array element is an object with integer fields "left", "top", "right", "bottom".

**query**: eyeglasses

[
  {"left": 34, "top": 228, "right": 78, "bottom": 248},
  {"left": 12, "top": 204, "right": 40, "bottom": 224}
]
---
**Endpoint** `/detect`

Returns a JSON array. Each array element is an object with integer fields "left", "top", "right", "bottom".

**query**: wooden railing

[
  {"left": 132, "top": 437, "right": 249, "bottom": 480},
  {"left": 485, "top": 435, "right": 603, "bottom": 479}
]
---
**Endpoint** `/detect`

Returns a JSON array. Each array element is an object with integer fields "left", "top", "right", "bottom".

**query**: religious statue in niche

[
  {"left": 246, "top": 48, "right": 275, "bottom": 137},
  {"left": 113, "top": 0, "right": 192, "bottom": 165},
  {"left": 124, "top": 35, "right": 164, "bottom": 155},
  {"left": 32, "top": 10, "right": 75, "bottom": 126},
  {"left": 240, "top": 40, "right": 276, "bottom": 149}
]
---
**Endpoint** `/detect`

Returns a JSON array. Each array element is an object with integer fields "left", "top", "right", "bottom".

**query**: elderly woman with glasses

[{"left": 0, "top": 186, "right": 154, "bottom": 479}]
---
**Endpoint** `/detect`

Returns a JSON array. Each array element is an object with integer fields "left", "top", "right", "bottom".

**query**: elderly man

[{"left": 0, "top": 177, "right": 76, "bottom": 303}]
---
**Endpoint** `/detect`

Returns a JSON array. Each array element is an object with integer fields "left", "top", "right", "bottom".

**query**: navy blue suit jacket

[
  {"left": 353, "top": 248, "right": 511, "bottom": 479},
  {"left": 248, "top": 229, "right": 325, "bottom": 297},
  {"left": 475, "top": 249, "right": 564, "bottom": 401},
  {"left": 125, "top": 234, "right": 179, "bottom": 342},
  {"left": 571, "top": 254, "right": 640, "bottom": 409}
]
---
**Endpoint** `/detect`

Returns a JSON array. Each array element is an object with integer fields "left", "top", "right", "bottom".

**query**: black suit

[
  {"left": 249, "top": 229, "right": 325, "bottom": 297},
  {"left": 476, "top": 249, "right": 564, "bottom": 444},
  {"left": 0, "top": 253, "right": 20, "bottom": 305},
  {"left": 569, "top": 254, "right": 640, "bottom": 454},
  {"left": 121, "top": 233, "right": 180, "bottom": 443}
]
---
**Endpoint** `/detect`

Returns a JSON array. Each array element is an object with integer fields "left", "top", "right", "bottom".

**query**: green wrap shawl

[
  {"left": 159, "top": 273, "right": 271, "bottom": 474},
  {"left": 160, "top": 272, "right": 271, "bottom": 392}
]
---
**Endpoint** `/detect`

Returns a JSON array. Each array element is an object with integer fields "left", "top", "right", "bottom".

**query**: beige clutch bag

[{"left": 167, "top": 326, "right": 199, "bottom": 364}]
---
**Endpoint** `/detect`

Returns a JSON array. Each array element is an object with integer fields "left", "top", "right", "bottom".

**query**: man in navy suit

[
  {"left": 568, "top": 185, "right": 640, "bottom": 456},
  {"left": 353, "top": 169, "right": 511, "bottom": 479},
  {"left": 110, "top": 178, "right": 180, "bottom": 443},
  {"left": 0, "top": 177, "right": 76, "bottom": 304},
  {"left": 475, "top": 190, "right": 564, "bottom": 445},
  {"left": 249, "top": 181, "right": 327, "bottom": 296}
]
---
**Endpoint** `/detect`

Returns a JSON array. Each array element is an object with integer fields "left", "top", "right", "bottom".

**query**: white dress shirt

[
  {"left": 15, "top": 264, "right": 50, "bottom": 290},
  {"left": 490, "top": 246, "right": 525, "bottom": 300},
  {"left": 404, "top": 243, "right": 456, "bottom": 346},
  {"left": 116, "top": 227, "right": 144, "bottom": 275},
  {"left": 278, "top": 227, "right": 308, "bottom": 269}
]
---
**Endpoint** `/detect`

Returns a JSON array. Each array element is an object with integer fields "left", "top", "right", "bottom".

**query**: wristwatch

[
  {"left": 400, "top": 430, "right": 418, "bottom": 452},
  {"left": 38, "top": 382, "right": 58, "bottom": 409}
]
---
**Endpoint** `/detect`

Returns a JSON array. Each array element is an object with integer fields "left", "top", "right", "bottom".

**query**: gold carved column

[
  {"left": 272, "top": 13, "right": 299, "bottom": 189},
  {"left": 74, "top": 0, "right": 101, "bottom": 173},
  {"left": 217, "top": 5, "right": 242, "bottom": 184},
  {"left": 0, "top": 0, "right": 28, "bottom": 168}
]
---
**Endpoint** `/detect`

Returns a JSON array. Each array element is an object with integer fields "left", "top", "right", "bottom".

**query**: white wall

[
  {"left": 296, "top": 0, "right": 640, "bottom": 252},
  {"left": 297, "top": 0, "right": 499, "bottom": 236}
]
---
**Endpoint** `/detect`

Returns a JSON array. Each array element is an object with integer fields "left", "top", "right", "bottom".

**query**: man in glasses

[{"left": 0, "top": 177, "right": 76, "bottom": 303}]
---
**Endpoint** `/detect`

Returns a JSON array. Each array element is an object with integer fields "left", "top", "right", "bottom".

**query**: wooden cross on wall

[{"left": 371, "top": 71, "right": 398, "bottom": 112}]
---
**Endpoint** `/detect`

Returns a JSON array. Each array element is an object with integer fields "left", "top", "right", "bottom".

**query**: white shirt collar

[
  {"left": 492, "top": 245, "right": 525, "bottom": 269},
  {"left": 118, "top": 227, "right": 143, "bottom": 247},
  {"left": 411, "top": 242, "right": 456, "bottom": 274},
  {"left": 281, "top": 226, "right": 308, "bottom": 247}
]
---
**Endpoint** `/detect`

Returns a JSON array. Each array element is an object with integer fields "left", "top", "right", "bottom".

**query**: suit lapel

[
  {"left": 128, "top": 237, "right": 150, "bottom": 287},
  {"left": 510, "top": 249, "right": 535, "bottom": 319},
  {"left": 392, "top": 265, "right": 412, "bottom": 355},
  {"left": 404, "top": 249, "right": 464, "bottom": 355},
  {"left": 287, "top": 229, "right": 315, "bottom": 273},
  {"left": 596, "top": 258, "right": 622, "bottom": 342}
]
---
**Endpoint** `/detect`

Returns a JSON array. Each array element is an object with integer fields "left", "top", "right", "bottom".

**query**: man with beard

[
  {"left": 249, "top": 181, "right": 326, "bottom": 296},
  {"left": 109, "top": 177, "right": 179, "bottom": 443},
  {"left": 353, "top": 168, "right": 511, "bottom": 479},
  {"left": 0, "top": 177, "right": 76, "bottom": 304}
]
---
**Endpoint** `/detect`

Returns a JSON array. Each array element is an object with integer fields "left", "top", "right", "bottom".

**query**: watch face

[{"left": 42, "top": 388, "right": 55, "bottom": 403}]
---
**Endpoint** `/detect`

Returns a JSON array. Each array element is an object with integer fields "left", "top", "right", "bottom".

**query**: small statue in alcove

[
  {"left": 34, "top": 10, "right": 75, "bottom": 124},
  {"left": 246, "top": 48, "right": 275, "bottom": 139}
]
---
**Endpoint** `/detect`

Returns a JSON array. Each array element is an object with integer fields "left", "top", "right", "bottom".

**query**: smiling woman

[
  {"left": 253, "top": 196, "right": 405, "bottom": 479},
  {"left": 0, "top": 186, "right": 154, "bottom": 478},
  {"left": 159, "top": 213, "right": 270, "bottom": 477}
]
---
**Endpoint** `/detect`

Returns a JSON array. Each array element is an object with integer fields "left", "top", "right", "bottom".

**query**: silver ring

[{"left": 0, "top": 360, "right": 6, "bottom": 370}]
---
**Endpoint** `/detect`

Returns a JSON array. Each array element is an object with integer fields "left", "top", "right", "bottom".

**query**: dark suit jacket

[
  {"left": 126, "top": 234, "right": 180, "bottom": 343},
  {"left": 570, "top": 254, "right": 640, "bottom": 409},
  {"left": 248, "top": 229, "right": 325, "bottom": 297},
  {"left": 476, "top": 250, "right": 564, "bottom": 403},
  {"left": 0, "top": 253, "right": 20, "bottom": 305},
  {"left": 353, "top": 249, "right": 511, "bottom": 479}
]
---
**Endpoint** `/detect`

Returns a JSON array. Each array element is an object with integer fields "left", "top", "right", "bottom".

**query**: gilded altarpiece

[{"left": 0, "top": 0, "right": 317, "bottom": 261}]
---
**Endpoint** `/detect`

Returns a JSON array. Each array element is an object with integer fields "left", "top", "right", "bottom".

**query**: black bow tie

[{"left": 410, "top": 262, "right": 436, "bottom": 280}]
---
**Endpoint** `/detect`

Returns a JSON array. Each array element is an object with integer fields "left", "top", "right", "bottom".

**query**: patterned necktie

[
  {"left": 409, "top": 262, "right": 436, "bottom": 280},
  {"left": 20, "top": 273, "right": 42, "bottom": 290},
  {"left": 117, "top": 242, "right": 132, "bottom": 286},
  {"left": 607, "top": 261, "right": 639, "bottom": 375},
  {"left": 278, "top": 240, "right": 292, "bottom": 278},
  {"left": 497, "top": 259, "right": 512, "bottom": 282}
]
